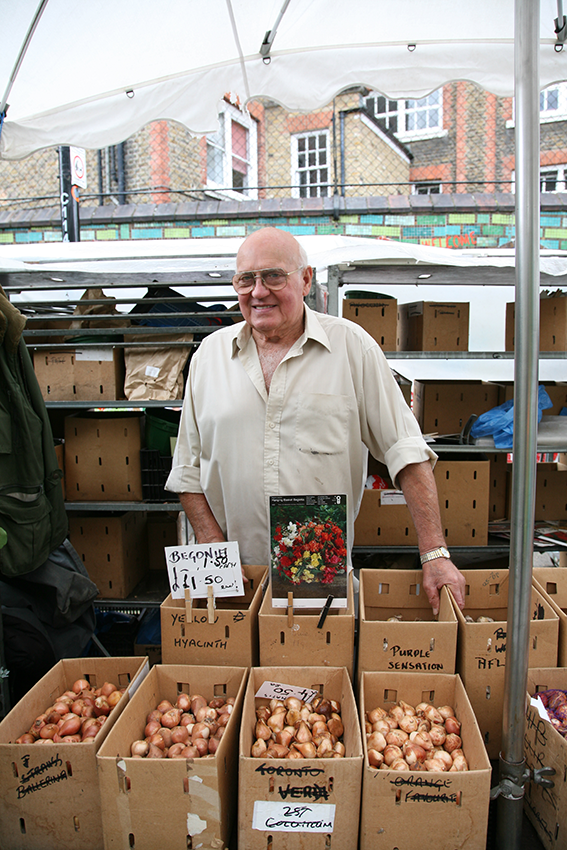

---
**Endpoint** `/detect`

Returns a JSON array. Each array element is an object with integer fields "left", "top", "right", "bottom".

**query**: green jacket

[{"left": 0, "top": 287, "right": 67, "bottom": 576}]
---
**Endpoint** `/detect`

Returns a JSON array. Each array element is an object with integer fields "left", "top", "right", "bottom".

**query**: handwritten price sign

[
  {"left": 165, "top": 541, "right": 245, "bottom": 600},
  {"left": 255, "top": 681, "right": 319, "bottom": 703},
  {"left": 252, "top": 802, "right": 336, "bottom": 833}
]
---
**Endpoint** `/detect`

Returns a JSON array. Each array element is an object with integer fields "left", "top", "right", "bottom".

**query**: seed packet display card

[
  {"left": 165, "top": 540, "right": 245, "bottom": 600},
  {"left": 269, "top": 494, "right": 348, "bottom": 608}
]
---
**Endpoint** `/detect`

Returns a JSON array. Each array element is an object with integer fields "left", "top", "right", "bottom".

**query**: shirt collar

[{"left": 231, "top": 304, "right": 331, "bottom": 358}]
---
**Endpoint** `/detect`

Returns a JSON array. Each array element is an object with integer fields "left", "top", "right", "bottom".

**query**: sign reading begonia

[
  {"left": 269, "top": 494, "right": 348, "bottom": 608},
  {"left": 165, "top": 541, "right": 245, "bottom": 600}
]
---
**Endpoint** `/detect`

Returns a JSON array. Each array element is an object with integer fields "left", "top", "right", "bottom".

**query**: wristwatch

[{"left": 420, "top": 547, "right": 451, "bottom": 565}]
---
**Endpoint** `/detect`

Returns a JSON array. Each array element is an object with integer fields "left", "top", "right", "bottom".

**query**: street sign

[{"left": 70, "top": 146, "right": 87, "bottom": 188}]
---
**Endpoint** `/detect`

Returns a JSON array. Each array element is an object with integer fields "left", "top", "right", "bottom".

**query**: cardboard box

[
  {"left": 97, "top": 664, "right": 248, "bottom": 850},
  {"left": 238, "top": 666, "right": 363, "bottom": 849},
  {"left": 64, "top": 412, "right": 143, "bottom": 501},
  {"left": 535, "top": 462, "right": 567, "bottom": 521},
  {"left": 524, "top": 667, "right": 567, "bottom": 850},
  {"left": 413, "top": 379, "right": 501, "bottom": 437},
  {"left": 147, "top": 511, "right": 179, "bottom": 570},
  {"left": 68, "top": 511, "right": 148, "bottom": 598},
  {"left": 452, "top": 569, "right": 559, "bottom": 758},
  {"left": 34, "top": 347, "right": 125, "bottom": 401},
  {"left": 499, "top": 380, "right": 567, "bottom": 416},
  {"left": 533, "top": 568, "right": 567, "bottom": 666},
  {"left": 54, "top": 440, "right": 66, "bottom": 500},
  {"left": 342, "top": 296, "right": 398, "bottom": 350},
  {"left": 160, "top": 564, "right": 267, "bottom": 667},
  {"left": 506, "top": 294, "right": 567, "bottom": 351},
  {"left": 488, "top": 452, "right": 510, "bottom": 520},
  {"left": 354, "top": 456, "right": 490, "bottom": 547},
  {"left": 397, "top": 301, "right": 469, "bottom": 351},
  {"left": 359, "top": 671, "right": 492, "bottom": 850},
  {"left": 357, "top": 571, "right": 457, "bottom": 687},
  {"left": 258, "top": 575, "right": 355, "bottom": 677},
  {"left": 0, "top": 656, "right": 148, "bottom": 850}
]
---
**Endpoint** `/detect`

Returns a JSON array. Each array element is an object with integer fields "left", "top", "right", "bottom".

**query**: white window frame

[
  {"left": 510, "top": 164, "right": 567, "bottom": 193},
  {"left": 411, "top": 181, "right": 443, "bottom": 195},
  {"left": 290, "top": 130, "right": 331, "bottom": 199},
  {"left": 206, "top": 101, "right": 258, "bottom": 200},
  {"left": 364, "top": 89, "right": 447, "bottom": 142},
  {"left": 506, "top": 81, "right": 567, "bottom": 128}
]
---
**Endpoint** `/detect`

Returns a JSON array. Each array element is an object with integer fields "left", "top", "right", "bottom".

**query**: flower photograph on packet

[{"left": 269, "top": 494, "right": 348, "bottom": 608}]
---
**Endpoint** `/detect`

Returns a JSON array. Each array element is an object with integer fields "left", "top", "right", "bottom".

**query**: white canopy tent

[
  {"left": 0, "top": 0, "right": 566, "bottom": 159},
  {"left": 1, "top": 3, "right": 565, "bottom": 846}
]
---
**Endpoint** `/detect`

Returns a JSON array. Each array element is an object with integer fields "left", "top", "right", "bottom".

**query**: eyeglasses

[{"left": 232, "top": 266, "right": 303, "bottom": 294}]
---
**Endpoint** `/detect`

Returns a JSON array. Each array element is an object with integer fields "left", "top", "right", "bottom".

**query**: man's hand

[{"left": 422, "top": 557, "right": 466, "bottom": 616}]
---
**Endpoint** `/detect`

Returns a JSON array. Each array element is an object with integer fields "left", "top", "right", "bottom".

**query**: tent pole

[{"left": 496, "top": 0, "right": 540, "bottom": 847}]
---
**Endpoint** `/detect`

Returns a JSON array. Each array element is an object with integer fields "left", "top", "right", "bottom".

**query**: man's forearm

[
  {"left": 397, "top": 460, "right": 446, "bottom": 553},
  {"left": 397, "top": 460, "right": 466, "bottom": 613},
  {"left": 178, "top": 492, "right": 225, "bottom": 544}
]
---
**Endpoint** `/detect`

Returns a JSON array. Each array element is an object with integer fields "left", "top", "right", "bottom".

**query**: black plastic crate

[{"left": 140, "top": 448, "right": 174, "bottom": 501}]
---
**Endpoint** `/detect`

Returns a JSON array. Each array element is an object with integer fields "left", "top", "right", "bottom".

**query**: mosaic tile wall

[{"left": 1, "top": 194, "right": 567, "bottom": 249}]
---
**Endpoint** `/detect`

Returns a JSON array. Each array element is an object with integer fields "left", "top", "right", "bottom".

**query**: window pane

[
  {"left": 207, "top": 143, "right": 224, "bottom": 183},
  {"left": 232, "top": 121, "right": 248, "bottom": 161}
]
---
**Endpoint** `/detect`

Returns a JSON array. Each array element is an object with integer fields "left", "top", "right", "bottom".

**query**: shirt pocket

[{"left": 294, "top": 393, "right": 350, "bottom": 456}]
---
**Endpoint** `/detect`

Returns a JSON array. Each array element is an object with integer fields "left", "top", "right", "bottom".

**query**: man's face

[{"left": 236, "top": 231, "right": 312, "bottom": 341}]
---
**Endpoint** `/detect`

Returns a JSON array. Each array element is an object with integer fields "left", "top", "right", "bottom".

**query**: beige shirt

[{"left": 166, "top": 305, "right": 436, "bottom": 565}]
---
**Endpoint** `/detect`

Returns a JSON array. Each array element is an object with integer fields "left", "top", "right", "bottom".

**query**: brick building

[{"left": 1, "top": 80, "right": 567, "bottom": 216}]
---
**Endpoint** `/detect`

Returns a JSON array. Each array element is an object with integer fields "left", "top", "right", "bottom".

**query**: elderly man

[{"left": 166, "top": 228, "right": 465, "bottom": 614}]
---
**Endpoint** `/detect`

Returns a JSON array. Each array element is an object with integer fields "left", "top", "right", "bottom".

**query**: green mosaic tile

[
  {"left": 360, "top": 215, "right": 385, "bottom": 224},
  {"left": 448, "top": 214, "right": 476, "bottom": 224},
  {"left": 475, "top": 237, "right": 500, "bottom": 248},
  {"left": 207, "top": 219, "right": 230, "bottom": 226},
  {"left": 543, "top": 228, "right": 567, "bottom": 239},
  {"left": 216, "top": 226, "right": 246, "bottom": 237},
  {"left": 560, "top": 241, "right": 567, "bottom": 250},
  {"left": 164, "top": 228, "right": 191, "bottom": 238},
  {"left": 44, "top": 231, "right": 62, "bottom": 241},
  {"left": 477, "top": 214, "right": 490, "bottom": 224},
  {"left": 372, "top": 225, "right": 401, "bottom": 236},
  {"left": 338, "top": 215, "right": 359, "bottom": 224},
  {"left": 482, "top": 225, "right": 504, "bottom": 236},
  {"left": 0, "top": 233, "right": 14, "bottom": 243},
  {"left": 384, "top": 215, "right": 415, "bottom": 226},
  {"left": 79, "top": 230, "right": 96, "bottom": 241},
  {"left": 345, "top": 225, "right": 373, "bottom": 236},
  {"left": 120, "top": 224, "right": 130, "bottom": 239},
  {"left": 96, "top": 230, "right": 119, "bottom": 240},
  {"left": 492, "top": 214, "right": 515, "bottom": 225},
  {"left": 416, "top": 215, "right": 445, "bottom": 226},
  {"left": 289, "top": 218, "right": 300, "bottom": 224},
  {"left": 316, "top": 225, "right": 343, "bottom": 234}
]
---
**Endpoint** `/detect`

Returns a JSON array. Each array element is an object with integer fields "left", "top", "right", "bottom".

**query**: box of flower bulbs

[
  {"left": 0, "top": 656, "right": 149, "bottom": 850},
  {"left": 96, "top": 664, "right": 248, "bottom": 850},
  {"left": 239, "top": 666, "right": 363, "bottom": 849},
  {"left": 524, "top": 667, "right": 567, "bottom": 850},
  {"left": 359, "top": 671, "right": 492, "bottom": 850}
]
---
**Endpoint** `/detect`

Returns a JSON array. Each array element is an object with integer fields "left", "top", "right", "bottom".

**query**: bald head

[{"left": 236, "top": 227, "right": 308, "bottom": 272}]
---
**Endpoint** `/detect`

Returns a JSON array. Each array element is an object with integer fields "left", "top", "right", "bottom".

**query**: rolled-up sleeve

[
  {"left": 358, "top": 343, "right": 437, "bottom": 487},
  {"left": 165, "top": 357, "right": 203, "bottom": 495}
]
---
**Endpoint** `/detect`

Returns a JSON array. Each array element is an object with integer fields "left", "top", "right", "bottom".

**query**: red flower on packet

[{"left": 272, "top": 520, "right": 347, "bottom": 585}]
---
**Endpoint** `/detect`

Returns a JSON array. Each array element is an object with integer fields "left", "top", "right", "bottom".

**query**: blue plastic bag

[{"left": 470, "top": 385, "right": 553, "bottom": 449}]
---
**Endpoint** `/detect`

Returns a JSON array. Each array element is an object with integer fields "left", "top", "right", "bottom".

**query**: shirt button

[
  {"left": 269, "top": 422, "right": 275, "bottom": 429},
  {"left": 268, "top": 459, "right": 274, "bottom": 465}
]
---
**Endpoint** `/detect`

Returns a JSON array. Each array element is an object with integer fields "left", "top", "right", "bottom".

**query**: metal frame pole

[{"left": 496, "top": 0, "right": 541, "bottom": 847}]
